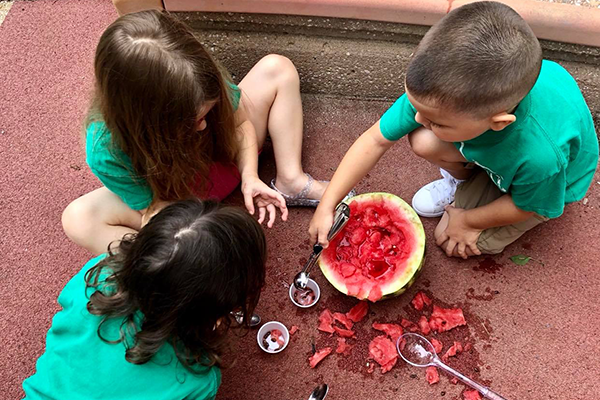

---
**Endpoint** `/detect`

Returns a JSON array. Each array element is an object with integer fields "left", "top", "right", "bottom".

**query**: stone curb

[{"left": 163, "top": 0, "right": 600, "bottom": 48}]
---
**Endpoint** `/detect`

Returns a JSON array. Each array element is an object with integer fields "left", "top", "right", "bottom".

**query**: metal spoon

[
  {"left": 293, "top": 202, "right": 350, "bottom": 290},
  {"left": 230, "top": 311, "right": 261, "bottom": 327},
  {"left": 397, "top": 333, "right": 508, "bottom": 400},
  {"left": 307, "top": 384, "right": 329, "bottom": 400}
]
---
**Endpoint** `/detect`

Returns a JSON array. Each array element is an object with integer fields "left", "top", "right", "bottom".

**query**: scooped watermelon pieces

[
  {"left": 401, "top": 318, "right": 419, "bottom": 333},
  {"left": 425, "top": 366, "right": 439, "bottom": 384},
  {"left": 428, "top": 305, "right": 466, "bottom": 333},
  {"left": 333, "top": 312, "right": 354, "bottom": 330},
  {"left": 318, "top": 309, "right": 335, "bottom": 334},
  {"left": 346, "top": 302, "right": 369, "bottom": 323},
  {"left": 372, "top": 322, "right": 404, "bottom": 343},
  {"left": 309, "top": 347, "right": 333, "bottom": 368},
  {"left": 431, "top": 338, "right": 443, "bottom": 354},
  {"left": 334, "top": 326, "right": 356, "bottom": 338},
  {"left": 335, "top": 338, "right": 353, "bottom": 355},
  {"left": 368, "top": 335, "right": 398, "bottom": 373},
  {"left": 418, "top": 316, "right": 431, "bottom": 335},
  {"left": 442, "top": 341, "right": 463, "bottom": 363},
  {"left": 463, "top": 389, "right": 483, "bottom": 400},
  {"left": 411, "top": 291, "right": 432, "bottom": 311}
]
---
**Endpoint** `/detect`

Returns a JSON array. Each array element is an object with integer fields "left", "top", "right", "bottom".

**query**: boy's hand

[
  {"left": 436, "top": 205, "right": 482, "bottom": 259},
  {"left": 309, "top": 204, "right": 335, "bottom": 248},
  {"left": 241, "top": 175, "right": 288, "bottom": 228}
]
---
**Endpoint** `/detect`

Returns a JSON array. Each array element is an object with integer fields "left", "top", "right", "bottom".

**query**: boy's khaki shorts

[{"left": 453, "top": 170, "right": 549, "bottom": 254}]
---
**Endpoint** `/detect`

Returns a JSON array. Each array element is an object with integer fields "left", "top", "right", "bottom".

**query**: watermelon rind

[{"left": 319, "top": 192, "right": 426, "bottom": 301}]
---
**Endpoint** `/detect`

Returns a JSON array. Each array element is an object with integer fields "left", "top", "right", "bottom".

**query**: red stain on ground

[{"left": 473, "top": 257, "right": 503, "bottom": 274}]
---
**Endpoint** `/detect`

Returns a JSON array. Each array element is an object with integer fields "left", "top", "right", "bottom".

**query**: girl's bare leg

[
  {"left": 62, "top": 187, "right": 142, "bottom": 255},
  {"left": 238, "top": 54, "right": 327, "bottom": 199}
]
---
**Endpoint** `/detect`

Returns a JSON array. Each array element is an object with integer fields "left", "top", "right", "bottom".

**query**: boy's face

[{"left": 406, "top": 90, "right": 515, "bottom": 142}]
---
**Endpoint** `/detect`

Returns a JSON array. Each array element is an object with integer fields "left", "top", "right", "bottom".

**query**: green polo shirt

[
  {"left": 86, "top": 82, "right": 241, "bottom": 210},
  {"left": 22, "top": 255, "right": 221, "bottom": 400},
  {"left": 379, "top": 60, "right": 598, "bottom": 218}
]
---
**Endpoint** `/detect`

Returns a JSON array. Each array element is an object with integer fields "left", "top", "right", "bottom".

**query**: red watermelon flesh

[
  {"left": 333, "top": 312, "right": 354, "bottom": 330},
  {"left": 320, "top": 194, "right": 424, "bottom": 301},
  {"left": 346, "top": 302, "right": 369, "bottom": 323},
  {"left": 318, "top": 309, "right": 335, "bottom": 334},
  {"left": 289, "top": 325, "right": 299, "bottom": 336},
  {"left": 431, "top": 338, "right": 443, "bottom": 354},
  {"left": 401, "top": 318, "right": 419, "bottom": 332},
  {"left": 429, "top": 305, "right": 466, "bottom": 333},
  {"left": 425, "top": 366, "right": 440, "bottom": 384},
  {"left": 335, "top": 338, "right": 353, "bottom": 355},
  {"left": 418, "top": 316, "right": 431, "bottom": 335},
  {"left": 309, "top": 347, "right": 332, "bottom": 368},
  {"left": 463, "top": 390, "right": 483, "bottom": 400},
  {"left": 442, "top": 341, "right": 463, "bottom": 363},
  {"left": 368, "top": 335, "right": 398, "bottom": 373},
  {"left": 334, "top": 326, "right": 356, "bottom": 338},
  {"left": 372, "top": 322, "right": 404, "bottom": 343},
  {"left": 411, "top": 291, "right": 432, "bottom": 311}
]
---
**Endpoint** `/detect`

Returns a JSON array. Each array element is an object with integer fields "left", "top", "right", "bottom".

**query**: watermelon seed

[
  {"left": 410, "top": 374, "right": 417, "bottom": 379},
  {"left": 441, "top": 391, "right": 446, "bottom": 396}
]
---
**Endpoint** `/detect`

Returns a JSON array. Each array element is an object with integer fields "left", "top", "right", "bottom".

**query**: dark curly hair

[{"left": 84, "top": 200, "right": 266, "bottom": 369}]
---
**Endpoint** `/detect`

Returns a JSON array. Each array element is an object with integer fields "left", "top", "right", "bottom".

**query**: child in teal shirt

[
  {"left": 23, "top": 200, "right": 267, "bottom": 399},
  {"left": 310, "top": 1, "right": 598, "bottom": 258}
]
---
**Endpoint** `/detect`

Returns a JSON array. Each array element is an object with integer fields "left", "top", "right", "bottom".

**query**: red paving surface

[{"left": 2, "top": 1, "right": 600, "bottom": 399}]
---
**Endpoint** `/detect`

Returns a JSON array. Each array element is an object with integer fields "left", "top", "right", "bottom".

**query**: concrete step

[{"left": 177, "top": 11, "right": 600, "bottom": 129}]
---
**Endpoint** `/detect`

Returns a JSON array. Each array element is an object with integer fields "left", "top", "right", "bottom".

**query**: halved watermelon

[{"left": 319, "top": 193, "right": 426, "bottom": 301}]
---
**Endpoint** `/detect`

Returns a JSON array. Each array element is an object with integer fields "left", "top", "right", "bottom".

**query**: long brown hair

[
  {"left": 85, "top": 199, "right": 267, "bottom": 369},
  {"left": 90, "top": 10, "right": 239, "bottom": 200}
]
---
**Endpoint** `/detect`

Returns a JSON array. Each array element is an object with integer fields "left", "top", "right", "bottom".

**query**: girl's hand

[
  {"left": 241, "top": 175, "right": 288, "bottom": 228},
  {"left": 309, "top": 204, "right": 335, "bottom": 248},
  {"left": 435, "top": 206, "right": 482, "bottom": 259}
]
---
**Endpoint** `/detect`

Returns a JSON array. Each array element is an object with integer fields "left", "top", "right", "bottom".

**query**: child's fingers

[
  {"left": 243, "top": 193, "right": 255, "bottom": 215},
  {"left": 457, "top": 242, "right": 468, "bottom": 259},
  {"left": 468, "top": 242, "right": 482, "bottom": 256},
  {"left": 266, "top": 204, "right": 276, "bottom": 228},
  {"left": 258, "top": 207, "right": 266, "bottom": 224},
  {"left": 436, "top": 231, "right": 449, "bottom": 247},
  {"left": 280, "top": 205, "right": 289, "bottom": 221},
  {"left": 445, "top": 239, "right": 457, "bottom": 257}
]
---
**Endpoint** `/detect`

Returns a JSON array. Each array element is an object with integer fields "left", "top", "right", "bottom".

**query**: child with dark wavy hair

[
  {"left": 23, "top": 200, "right": 266, "bottom": 400},
  {"left": 62, "top": 10, "right": 334, "bottom": 255}
]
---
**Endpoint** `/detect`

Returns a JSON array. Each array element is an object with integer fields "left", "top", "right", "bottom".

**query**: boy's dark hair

[
  {"left": 85, "top": 200, "right": 267, "bottom": 370},
  {"left": 405, "top": 1, "right": 542, "bottom": 117}
]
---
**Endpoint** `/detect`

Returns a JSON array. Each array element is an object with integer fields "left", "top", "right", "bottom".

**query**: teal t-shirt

[
  {"left": 22, "top": 255, "right": 221, "bottom": 400},
  {"left": 86, "top": 82, "right": 242, "bottom": 210},
  {"left": 380, "top": 60, "right": 598, "bottom": 218}
]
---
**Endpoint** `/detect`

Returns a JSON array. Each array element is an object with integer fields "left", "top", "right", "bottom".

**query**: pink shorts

[{"left": 192, "top": 149, "right": 262, "bottom": 201}]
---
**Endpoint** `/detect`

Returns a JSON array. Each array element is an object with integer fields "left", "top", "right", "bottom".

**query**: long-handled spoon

[
  {"left": 307, "top": 384, "right": 329, "bottom": 400},
  {"left": 397, "top": 333, "right": 508, "bottom": 400}
]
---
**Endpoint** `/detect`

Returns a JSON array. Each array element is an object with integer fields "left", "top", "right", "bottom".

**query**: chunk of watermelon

[
  {"left": 425, "top": 366, "right": 440, "bottom": 384},
  {"left": 428, "top": 305, "right": 466, "bottom": 333},
  {"left": 463, "top": 390, "right": 483, "bottom": 400},
  {"left": 335, "top": 338, "right": 353, "bottom": 355},
  {"left": 368, "top": 335, "right": 398, "bottom": 374},
  {"left": 346, "top": 302, "right": 369, "bottom": 323},
  {"left": 442, "top": 341, "right": 463, "bottom": 363},
  {"left": 401, "top": 318, "right": 419, "bottom": 332},
  {"left": 411, "top": 291, "right": 432, "bottom": 311},
  {"left": 333, "top": 312, "right": 354, "bottom": 330},
  {"left": 270, "top": 329, "right": 285, "bottom": 346},
  {"left": 318, "top": 309, "right": 335, "bottom": 334},
  {"left": 289, "top": 325, "right": 299, "bottom": 336},
  {"left": 333, "top": 326, "right": 355, "bottom": 338},
  {"left": 418, "top": 316, "right": 431, "bottom": 335},
  {"left": 308, "top": 347, "right": 332, "bottom": 368},
  {"left": 431, "top": 338, "right": 443, "bottom": 354},
  {"left": 372, "top": 322, "right": 404, "bottom": 343}
]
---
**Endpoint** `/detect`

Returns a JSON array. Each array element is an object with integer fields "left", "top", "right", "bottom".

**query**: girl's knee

[
  {"left": 408, "top": 127, "right": 440, "bottom": 159},
  {"left": 258, "top": 54, "right": 299, "bottom": 86},
  {"left": 62, "top": 197, "right": 95, "bottom": 242}
]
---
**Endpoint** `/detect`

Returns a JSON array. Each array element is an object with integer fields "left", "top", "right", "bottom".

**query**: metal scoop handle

[{"left": 295, "top": 203, "right": 350, "bottom": 288}]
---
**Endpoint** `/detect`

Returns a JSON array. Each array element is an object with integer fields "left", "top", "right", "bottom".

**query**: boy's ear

[{"left": 489, "top": 112, "right": 516, "bottom": 131}]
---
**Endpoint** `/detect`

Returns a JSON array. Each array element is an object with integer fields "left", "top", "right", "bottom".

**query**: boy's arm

[
  {"left": 309, "top": 120, "right": 395, "bottom": 246},
  {"left": 437, "top": 194, "right": 533, "bottom": 258}
]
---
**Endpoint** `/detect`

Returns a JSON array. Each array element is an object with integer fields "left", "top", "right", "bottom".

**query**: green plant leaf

[{"left": 510, "top": 255, "right": 531, "bottom": 266}]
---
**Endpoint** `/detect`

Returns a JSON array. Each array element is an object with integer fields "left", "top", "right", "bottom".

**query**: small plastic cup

[
  {"left": 257, "top": 321, "right": 289, "bottom": 354},
  {"left": 289, "top": 278, "right": 321, "bottom": 308}
]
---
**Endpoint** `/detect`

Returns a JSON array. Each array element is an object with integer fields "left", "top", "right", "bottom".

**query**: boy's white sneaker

[{"left": 412, "top": 169, "right": 464, "bottom": 217}]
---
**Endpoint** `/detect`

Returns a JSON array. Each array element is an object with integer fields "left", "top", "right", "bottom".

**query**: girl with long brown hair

[
  {"left": 62, "top": 10, "right": 332, "bottom": 255},
  {"left": 23, "top": 200, "right": 267, "bottom": 399}
]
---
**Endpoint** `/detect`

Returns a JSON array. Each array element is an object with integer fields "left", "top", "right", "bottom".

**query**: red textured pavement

[{"left": 1, "top": 1, "right": 600, "bottom": 400}]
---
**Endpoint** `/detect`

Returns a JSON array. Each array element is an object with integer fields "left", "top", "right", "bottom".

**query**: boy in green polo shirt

[{"left": 309, "top": 1, "right": 598, "bottom": 258}]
